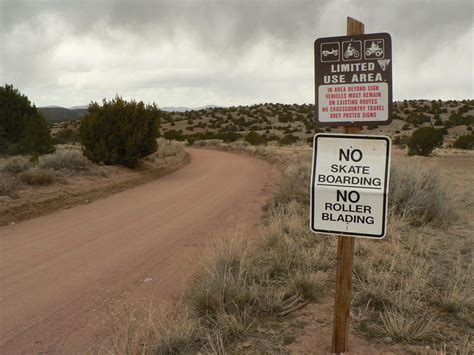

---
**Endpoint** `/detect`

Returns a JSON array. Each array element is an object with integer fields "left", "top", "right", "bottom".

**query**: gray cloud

[{"left": 1, "top": 0, "right": 472, "bottom": 107}]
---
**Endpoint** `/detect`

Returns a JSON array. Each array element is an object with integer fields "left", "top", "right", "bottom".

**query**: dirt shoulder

[{"left": 0, "top": 141, "right": 190, "bottom": 226}]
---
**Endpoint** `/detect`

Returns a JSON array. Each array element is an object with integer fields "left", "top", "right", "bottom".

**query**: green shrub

[
  {"left": 452, "top": 133, "right": 474, "bottom": 150},
  {"left": 0, "top": 84, "right": 54, "bottom": 155},
  {"left": 244, "top": 131, "right": 266, "bottom": 145},
  {"left": 448, "top": 112, "right": 474, "bottom": 126},
  {"left": 52, "top": 128, "right": 80, "bottom": 144},
  {"left": 279, "top": 134, "right": 298, "bottom": 145},
  {"left": 80, "top": 96, "right": 160, "bottom": 167},
  {"left": 164, "top": 129, "right": 185, "bottom": 141},
  {"left": 407, "top": 127, "right": 443, "bottom": 156},
  {"left": 406, "top": 112, "right": 430, "bottom": 125}
]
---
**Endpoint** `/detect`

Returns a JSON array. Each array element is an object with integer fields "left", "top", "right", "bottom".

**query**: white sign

[
  {"left": 310, "top": 133, "right": 391, "bottom": 238},
  {"left": 318, "top": 83, "right": 389, "bottom": 123}
]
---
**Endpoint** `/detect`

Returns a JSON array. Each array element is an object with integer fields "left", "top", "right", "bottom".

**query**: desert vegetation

[
  {"left": 453, "top": 133, "right": 474, "bottom": 150},
  {"left": 38, "top": 98, "right": 474, "bottom": 156},
  {"left": 0, "top": 86, "right": 189, "bottom": 225},
  {"left": 407, "top": 126, "right": 444, "bottom": 156},
  {"left": 80, "top": 96, "right": 161, "bottom": 167},
  {"left": 0, "top": 84, "right": 54, "bottom": 155},
  {"left": 2, "top": 84, "right": 472, "bottom": 351},
  {"left": 0, "top": 139, "right": 188, "bottom": 225},
  {"left": 105, "top": 143, "right": 472, "bottom": 354},
  {"left": 156, "top": 100, "right": 474, "bottom": 152}
]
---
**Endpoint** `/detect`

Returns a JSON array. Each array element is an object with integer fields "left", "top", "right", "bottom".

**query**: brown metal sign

[{"left": 314, "top": 32, "right": 392, "bottom": 127}]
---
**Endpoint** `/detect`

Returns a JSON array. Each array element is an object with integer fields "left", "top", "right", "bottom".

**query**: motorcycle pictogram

[{"left": 343, "top": 43, "right": 360, "bottom": 59}]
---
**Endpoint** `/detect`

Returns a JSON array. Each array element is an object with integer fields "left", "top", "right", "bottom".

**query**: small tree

[
  {"left": 407, "top": 127, "right": 444, "bottom": 156},
  {"left": 244, "top": 131, "right": 266, "bottom": 145},
  {"left": 452, "top": 133, "right": 474, "bottom": 150},
  {"left": 80, "top": 96, "right": 160, "bottom": 167},
  {"left": 0, "top": 84, "right": 54, "bottom": 155},
  {"left": 164, "top": 129, "right": 185, "bottom": 141},
  {"left": 279, "top": 134, "right": 298, "bottom": 145}
]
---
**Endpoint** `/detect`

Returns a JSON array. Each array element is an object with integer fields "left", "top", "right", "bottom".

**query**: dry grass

[
  {"left": 379, "top": 307, "right": 437, "bottom": 342},
  {"left": 433, "top": 337, "right": 474, "bottom": 355},
  {"left": 192, "top": 139, "right": 224, "bottom": 147},
  {"left": 155, "top": 138, "right": 185, "bottom": 158},
  {"left": 143, "top": 139, "right": 187, "bottom": 168},
  {"left": 389, "top": 164, "right": 455, "bottom": 226},
  {"left": 38, "top": 148, "right": 88, "bottom": 170},
  {"left": 229, "top": 140, "right": 251, "bottom": 150},
  {"left": 152, "top": 306, "right": 201, "bottom": 354},
  {"left": 433, "top": 256, "right": 473, "bottom": 319},
  {"left": 112, "top": 202, "right": 332, "bottom": 354},
  {"left": 0, "top": 156, "right": 31, "bottom": 174},
  {"left": 108, "top": 143, "right": 469, "bottom": 353},
  {"left": 0, "top": 172, "right": 19, "bottom": 197},
  {"left": 19, "top": 169, "right": 55, "bottom": 186}
]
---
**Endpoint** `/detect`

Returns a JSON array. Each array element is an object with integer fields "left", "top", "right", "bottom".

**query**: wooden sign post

[
  {"left": 332, "top": 17, "right": 363, "bottom": 354},
  {"left": 312, "top": 16, "right": 393, "bottom": 353}
]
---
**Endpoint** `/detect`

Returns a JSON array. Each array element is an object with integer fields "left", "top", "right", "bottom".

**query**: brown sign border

[{"left": 314, "top": 32, "right": 392, "bottom": 127}]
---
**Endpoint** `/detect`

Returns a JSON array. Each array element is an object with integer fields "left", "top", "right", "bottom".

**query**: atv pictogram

[{"left": 365, "top": 41, "right": 383, "bottom": 57}]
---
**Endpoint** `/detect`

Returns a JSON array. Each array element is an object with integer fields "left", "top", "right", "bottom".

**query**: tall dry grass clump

[
  {"left": 143, "top": 139, "right": 187, "bottom": 168},
  {"left": 432, "top": 256, "right": 473, "bottom": 325},
  {"left": 351, "top": 214, "right": 438, "bottom": 341},
  {"left": 0, "top": 172, "right": 19, "bottom": 197},
  {"left": 0, "top": 156, "right": 32, "bottom": 174},
  {"left": 155, "top": 138, "right": 184, "bottom": 158},
  {"left": 389, "top": 164, "right": 455, "bottom": 226},
  {"left": 271, "top": 160, "right": 311, "bottom": 207},
  {"left": 163, "top": 221, "right": 331, "bottom": 352},
  {"left": 38, "top": 148, "right": 88, "bottom": 170},
  {"left": 19, "top": 169, "right": 55, "bottom": 186},
  {"left": 192, "top": 139, "right": 224, "bottom": 147}
]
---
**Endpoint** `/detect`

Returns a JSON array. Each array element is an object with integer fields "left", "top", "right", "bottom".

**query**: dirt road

[{"left": 0, "top": 148, "right": 276, "bottom": 354}]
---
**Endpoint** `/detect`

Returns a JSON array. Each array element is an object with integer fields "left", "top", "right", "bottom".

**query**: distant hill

[
  {"left": 161, "top": 106, "right": 192, "bottom": 112},
  {"left": 159, "top": 100, "right": 474, "bottom": 144},
  {"left": 161, "top": 105, "right": 222, "bottom": 112},
  {"left": 40, "top": 105, "right": 222, "bottom": 120},
  {"left": 38, "top": 107, "right": 88, "bottom": 123}
]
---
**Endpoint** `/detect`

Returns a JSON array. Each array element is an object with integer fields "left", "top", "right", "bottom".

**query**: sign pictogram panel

[{"left": 314, "top": 33, "right": 392, "bottom": 126}]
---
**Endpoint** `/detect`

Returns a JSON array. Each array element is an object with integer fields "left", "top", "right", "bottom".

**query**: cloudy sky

[{"left": 1, "top": 0, "right": 472, "bottom": 108}]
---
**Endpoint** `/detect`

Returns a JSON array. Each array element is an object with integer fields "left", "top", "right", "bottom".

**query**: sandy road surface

[{"left": 0, "top": 148, "right": 276, "bottom": 354}]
